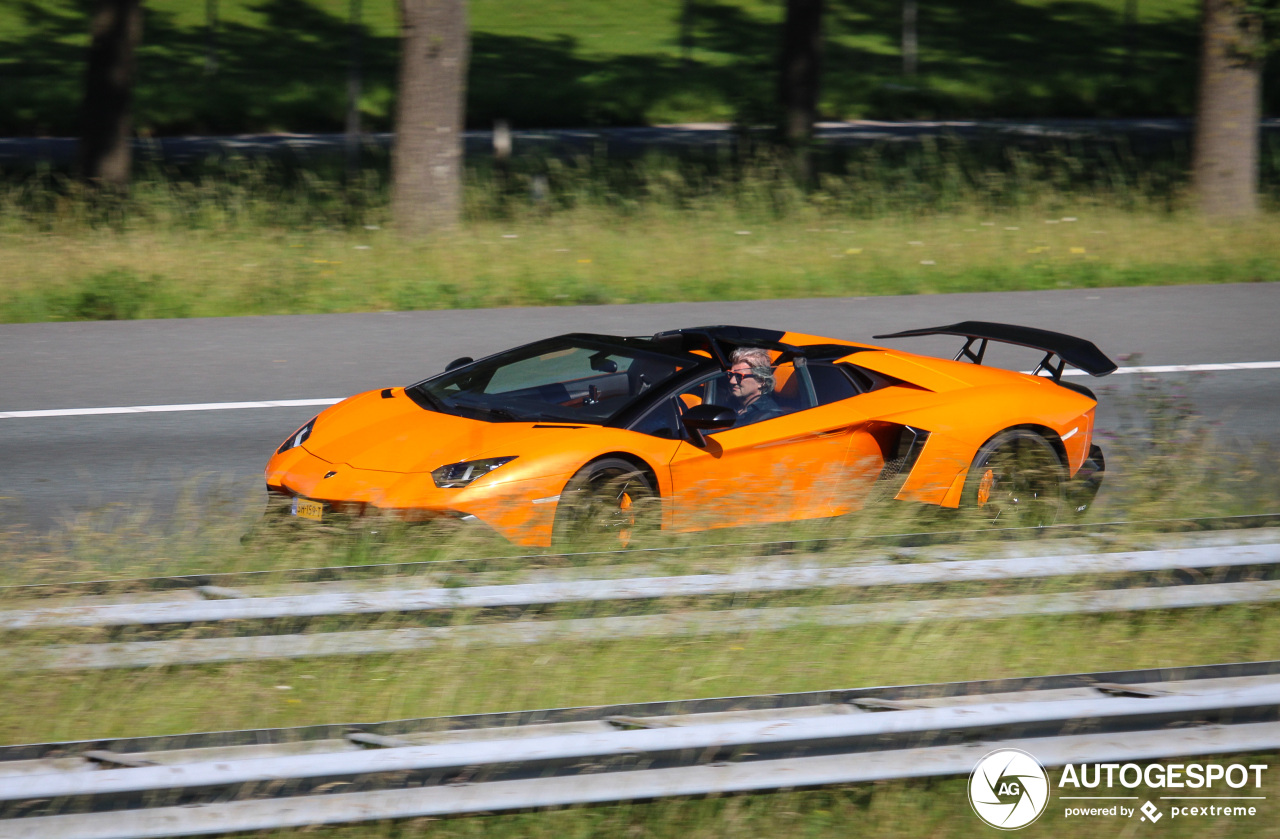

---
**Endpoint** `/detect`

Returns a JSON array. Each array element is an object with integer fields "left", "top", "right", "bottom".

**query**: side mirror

[
  {"left": 445, "top": 356, "right": 474, "bottom": 372},
  {"left": 681, "top": 404, "right": 736, "bottom": 447},
  {"left": 682, "top": 404, "right": 737, "bottom": 430}
]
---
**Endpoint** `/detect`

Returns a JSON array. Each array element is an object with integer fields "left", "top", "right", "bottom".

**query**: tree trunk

[
  {"left": 345, "top": 0, "right": 364, "bottom": 176},
  {"left": 392, "top": 0, "right": 470, "bottom": 236},
  {"left": 778, "top": 0, "right": 823, "bottom": 183},
  {"left": 1191, "top": 0, "right": 1263, "bottom": 218},
  {"left": 902, "top": 0, "right": 918, "bottom": 77},
  {"left": 80, "top": 0, "right": 143, "bottom": 188}
]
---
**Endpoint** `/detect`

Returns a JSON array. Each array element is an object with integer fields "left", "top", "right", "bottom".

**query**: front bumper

[
  {"left": 262, "top": 489, "right": 508, "bottom": 539},
  {"left": 265, "top": 449, "right": 569, "bottom": 546}
]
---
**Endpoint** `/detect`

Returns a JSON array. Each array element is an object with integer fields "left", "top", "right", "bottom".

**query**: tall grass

[
  {"left": 1, "top": 139, "right": 1278, "bottom": 323},
  {"left": 3, "top": 135, "right": 1254, "bottom": 232}
]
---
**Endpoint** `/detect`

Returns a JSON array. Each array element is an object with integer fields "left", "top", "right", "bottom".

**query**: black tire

[
  {"left": 962, "top": 429, "right": 1066, "bottom": 528},
  {"left": 552, "top": 458, "right": 659, "bottom": 548}
]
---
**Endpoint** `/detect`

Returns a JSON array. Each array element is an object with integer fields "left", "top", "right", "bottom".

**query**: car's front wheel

[
  {"left": 963, "top": 429, "right": 1066, "bottom": 528},
  {"left": 552, "top": 458, "right": 659, "bottom": 549}
]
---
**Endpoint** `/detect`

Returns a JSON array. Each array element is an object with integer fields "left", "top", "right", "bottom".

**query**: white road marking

[
  {"left": 1060, "top": 361, "right": 1280, "bottom": 377},
  {"left": 3, "top": 360, "right": 1279, "bottom": 420},
  {"left": 0, "top": 398, "right": 341, "bottom": 420}
]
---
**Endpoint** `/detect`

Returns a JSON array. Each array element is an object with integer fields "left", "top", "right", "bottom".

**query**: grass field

[
  {"left": 5, "top": 205, "right": 1278, "bottom": 322},
  {"left": 5, "top": 208, "right": 1280, "bottom": 316},
  {"left": 2, "top": 140, "right": 1278, "bottom": 324},
  {"left": 6, "top": 204, "right": 1279, "bottom": 321},
  {"left": 6, "top": 0, "right": 1275, "bottom": 135}
]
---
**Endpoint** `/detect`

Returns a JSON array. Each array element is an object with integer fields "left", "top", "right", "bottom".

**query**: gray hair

[{"left": 729, "top": 347, "right": 775, "bottom": 395}]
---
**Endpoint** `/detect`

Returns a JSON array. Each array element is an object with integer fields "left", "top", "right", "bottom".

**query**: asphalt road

[{"left": 2, "top": 283, "right": 1277, "bottom": 531}]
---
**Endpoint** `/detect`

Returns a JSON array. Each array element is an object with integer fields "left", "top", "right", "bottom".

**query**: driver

[{"left": 726, "top": 347, "right": 784, "bottom": 427}]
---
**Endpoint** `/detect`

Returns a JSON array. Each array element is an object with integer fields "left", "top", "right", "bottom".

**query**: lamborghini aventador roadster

[{"left": 264, "top": 322, "right": 1115, "bottom": 546}]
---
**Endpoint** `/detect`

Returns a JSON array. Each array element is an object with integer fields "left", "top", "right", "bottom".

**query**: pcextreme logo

[
  {"left": 969, "top": 749, "right": 1051, "bottom": 830},
  {"left": 968, "top": 750, "right": 1269, "bottom": 830}
]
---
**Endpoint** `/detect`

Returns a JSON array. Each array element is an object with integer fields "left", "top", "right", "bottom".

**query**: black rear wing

[{"left": 873, "top": 321, "right": 1117, "bottom": 380}]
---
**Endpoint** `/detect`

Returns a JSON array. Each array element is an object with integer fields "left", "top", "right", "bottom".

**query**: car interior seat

[{"left": 770, "top": 364, "right": 812, "bottom": 413}]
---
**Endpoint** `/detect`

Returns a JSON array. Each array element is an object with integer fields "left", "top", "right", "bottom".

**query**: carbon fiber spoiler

[{"left": 873, "top": 321, "right": 1117, "bottom": 380}]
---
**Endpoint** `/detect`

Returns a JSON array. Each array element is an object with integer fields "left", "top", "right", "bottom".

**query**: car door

[{"left": 665, "top": 360, "right": 872, "bottom": 531}]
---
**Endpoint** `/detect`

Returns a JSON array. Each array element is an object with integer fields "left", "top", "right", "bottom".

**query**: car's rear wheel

[
  {"left": 553, "top": 458, "right": 658, "bottom": 549},
  {"left": 963, "top": 430, "right": 1066, "bottom": 528}
]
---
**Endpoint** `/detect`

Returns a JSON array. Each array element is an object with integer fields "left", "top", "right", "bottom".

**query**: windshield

[{"left": 409, "top": 338, "right": 691, "bottom": 424}]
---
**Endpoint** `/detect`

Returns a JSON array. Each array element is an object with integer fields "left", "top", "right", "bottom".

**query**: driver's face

[{"left": 727, "top": 362, "right": 761, "bottom": 405}]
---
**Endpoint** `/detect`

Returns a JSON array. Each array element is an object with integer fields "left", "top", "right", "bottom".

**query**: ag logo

[{"left": 968, "top": 748, "right": 1051, "bottom": 830}]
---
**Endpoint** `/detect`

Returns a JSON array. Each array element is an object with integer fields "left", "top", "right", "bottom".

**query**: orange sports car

[{"left": 264, "top": 322, "right": 1115, "bottom": 546}]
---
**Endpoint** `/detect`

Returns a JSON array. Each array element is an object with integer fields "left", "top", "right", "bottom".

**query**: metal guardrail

[
  {"left": 2, "top": 661, "right": 1278, "bottom": 839},
  {"left": 19, "top": 579, "right": 1280, "bottom": 671},
  {"left": 6, "top": 513, "right": 1279, "bottom": 598},
  {"left": 10, "top": 683, "right": 1279, "bottom": 803},
  {"left": 4, "top": 542, "right": 1279, "bottom": 671},
  {"left": 2, "top": 543, "right": 1276, "bottom": 631}
]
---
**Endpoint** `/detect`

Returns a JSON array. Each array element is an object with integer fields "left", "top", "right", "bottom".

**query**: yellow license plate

[{"left": 292, "top": 497, "right": 324, "bottom": 522}]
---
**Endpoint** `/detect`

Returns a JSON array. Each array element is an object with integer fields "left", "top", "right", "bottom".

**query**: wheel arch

[
  {"left": 571, "top": 451, "right": 663, "bottom": 499},
  {"left": 956, "top": 424, "right": 1069, "bottom": 503},
  {"left": 976, "top": 424, "right": 1068, "bottom": 472},
  {"left": 552, "top": 452, "right": 665, "bottom": 547},
  {"left": 957, "top": 424, "right": 1071, "bottom": 526}
]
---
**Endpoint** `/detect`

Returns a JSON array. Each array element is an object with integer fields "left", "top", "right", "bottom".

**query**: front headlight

[
  {"left": 432, "top": 456, "right": 517, "bottom": 488},
  {"left": 277, "top": 416, "right": 318, "bottom": 454}
]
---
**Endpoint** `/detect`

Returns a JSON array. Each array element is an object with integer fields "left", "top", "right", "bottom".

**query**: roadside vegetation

[{"left": 2, "top": 139, "right": 1279, "bottom": 323}]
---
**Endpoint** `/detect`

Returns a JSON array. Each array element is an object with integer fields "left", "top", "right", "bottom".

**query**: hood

[{"left": 301, "top": 390, "right": 553, "bottom": 473}]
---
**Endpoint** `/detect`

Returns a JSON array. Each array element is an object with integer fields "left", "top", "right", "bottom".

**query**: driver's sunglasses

[{"left": 726, "top": 371, "right": 756, "bottom": 382}]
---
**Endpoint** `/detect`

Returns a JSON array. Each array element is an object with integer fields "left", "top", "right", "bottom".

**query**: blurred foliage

[
  {"left": 4, "top": 131, "right": 1280, "bottom": 229},
  {"left": 3, "top": 0, "right": 1277, "bottom": 135}
]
